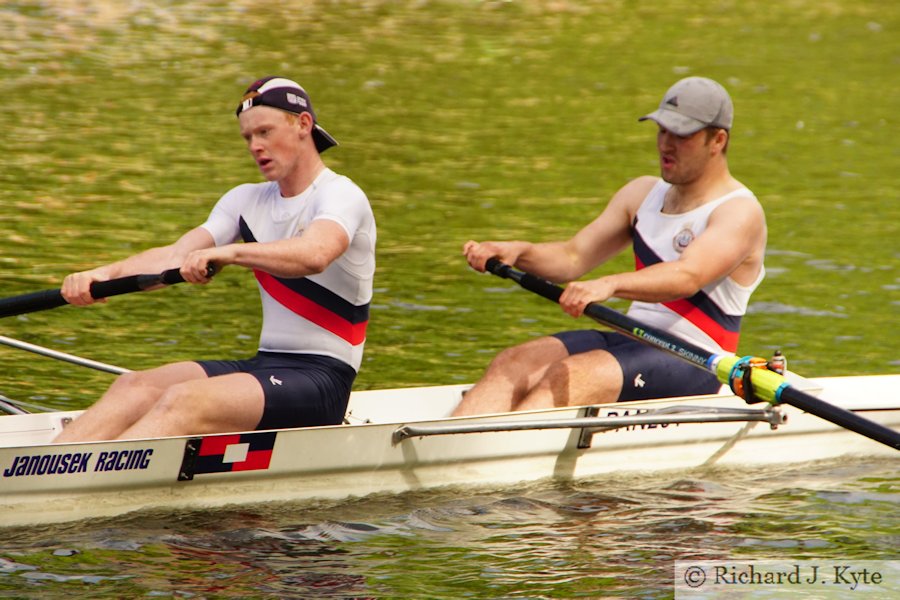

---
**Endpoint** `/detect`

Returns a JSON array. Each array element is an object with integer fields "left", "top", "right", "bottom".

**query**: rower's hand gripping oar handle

[
  {"left": 89, "top": 264, "right": 214, "bottom": 298},
  {"left": 486, "top": 258, "right": 563, "bottom": 302},
  {"left": 0, "top": 265, "right": 215, "bottom": 319}
]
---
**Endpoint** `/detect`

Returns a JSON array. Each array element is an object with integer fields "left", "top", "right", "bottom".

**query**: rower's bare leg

[
  {"left": 453, "top": 336, "right": 569, "bottom": 416},
  {"left": 118, "top": 372, "right": 265, "bottom": 439},
  {"left": 53, "top": 362, "right": 207, "bottom": 443},
  {"left": 516, "top": 349, "right": 624, "bottom": 410}
]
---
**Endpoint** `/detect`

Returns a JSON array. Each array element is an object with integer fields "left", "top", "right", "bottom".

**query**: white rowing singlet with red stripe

[{"left": 200, "top": 168, "right": 375, "bottom": 371}]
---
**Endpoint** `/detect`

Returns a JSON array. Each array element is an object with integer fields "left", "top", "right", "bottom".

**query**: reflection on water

[{"left": 0, "top": 458, "right": 896, "bottom": 597}]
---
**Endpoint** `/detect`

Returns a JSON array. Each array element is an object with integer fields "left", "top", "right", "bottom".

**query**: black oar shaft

[
  {"left": 484, "top": 259, "right": 900, "bottom": 451},
  {"left": 0, "top": 267, "right": 187, "bottom": 319},
  {"left": 0, "top": 289, "right": 67, "bottom": 318},
  {"left": 779, "top": 386, "right": 899, "bottom": 449}
]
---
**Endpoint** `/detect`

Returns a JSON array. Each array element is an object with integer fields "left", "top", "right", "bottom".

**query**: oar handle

[
  {"left": 486, "top": 258, "right": 563, "bottom": 302},
  {"left": 89, "top": 267, "right": 186, "bottom": 299},
  {"left": 0, "top": 266, "right": 210, "bottom": 319}
]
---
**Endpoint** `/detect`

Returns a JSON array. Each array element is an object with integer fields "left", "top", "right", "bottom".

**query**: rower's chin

[
  {"left": 258, "top": 164, "right": 278, "bottom": 180},
  {"left": 660, "top": 166, "right": 676, "bottom": 182}
]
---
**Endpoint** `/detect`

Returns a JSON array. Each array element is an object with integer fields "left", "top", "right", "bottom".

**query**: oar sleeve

[{"left": 0, "top": 289, "right": 67, "bottom": 318}]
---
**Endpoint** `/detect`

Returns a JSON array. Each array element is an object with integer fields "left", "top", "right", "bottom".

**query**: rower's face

[
  {"left": 238, "top": 107, "right": 305, "bottom": 182},
  {"left": 656, "top": 127, "right": 715, "bottom": 185}
]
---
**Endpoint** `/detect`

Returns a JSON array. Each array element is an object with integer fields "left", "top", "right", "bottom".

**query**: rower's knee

[
  {"left": 149, "top": 381, "right": 199, "bottom": 419},
  {"left": 480, "top": 346, "right": 538, "bottom": 398},
  {"left": 485, "top": 344, "right": 531, "bottom": 375},
  {"left": 486, "top": 338, "right": 564, "bottom": 376},
  {"left": 108, "top": 369, "right": 157, "bottom": 393}
]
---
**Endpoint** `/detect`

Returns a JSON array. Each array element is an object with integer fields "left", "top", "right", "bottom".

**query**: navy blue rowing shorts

[
  {"left": 551, "top": 330, "right": 722, "bottom": 402},
  {"left": 196, "top": 351, "right": 356, "bottom": 430}
]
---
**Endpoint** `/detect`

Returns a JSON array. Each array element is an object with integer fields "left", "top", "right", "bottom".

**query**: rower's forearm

[
  {"left": 92, "top": 247, "right": 181, "bottom": 280},
  {"left": 607, "top": 264, "right": 702, "bottom": 303},
  {"left": 227, "top": 241, "right": 326, "bottom": 278},
  {"left": 515, "top": 242, "right": 586, "bottom": 283}
]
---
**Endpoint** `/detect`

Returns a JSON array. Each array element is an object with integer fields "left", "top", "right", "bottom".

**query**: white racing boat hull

[{"left": 1, "top": 374, "right": 898, "bottom": 527}]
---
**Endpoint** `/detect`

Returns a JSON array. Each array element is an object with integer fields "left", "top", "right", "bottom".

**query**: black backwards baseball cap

[
  {"left": 236, "top": 76, "right": 338, "bottom": 153},
  {"left": 639, "top": 77, "right": 733, "bottom": 136}
]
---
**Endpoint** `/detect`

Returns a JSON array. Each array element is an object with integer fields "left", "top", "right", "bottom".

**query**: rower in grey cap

[
  {"left": 455, "top": 76, "right": 768, "bottom": 416},
  {"left": 55, "top": 76, "right": 376, "bottom": 442}
]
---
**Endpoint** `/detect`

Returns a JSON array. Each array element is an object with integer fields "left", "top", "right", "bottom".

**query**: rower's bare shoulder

[
  {"left": 619, "top": 176, "right": 659, "bottom": 197},
  {"left": 708, "top": 192, "right": 767, "bottom": 242},
  {"left": 725, "top": 179, "right": 765, "bottom": 212},
  {"left": 610, "top": 176, "right": 659, "bottom": 210},
  {"left": 713, "top": 191, "right": 766, "bottom": 221}
]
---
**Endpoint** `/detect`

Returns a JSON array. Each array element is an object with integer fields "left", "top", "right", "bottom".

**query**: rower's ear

[
  {"left": 297, "top": 111, "right": 315, "bottom": 132},
  {"left": 712, "top": 128, "right": 729, "bottom": 154},
  {"left": 284, "top": 111, "right": 313, "bottom": 130},
  {"left": 288, "top": 111, "right": 315, "bottom": 143}
]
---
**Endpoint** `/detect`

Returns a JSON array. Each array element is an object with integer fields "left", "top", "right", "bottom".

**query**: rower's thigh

[
  {"left": 110, "top": 361, "right": 209, "bottom": 394},
  {"left": 610, "top": 342, "right": 722, "bottom": 401},
  {"left": 551, "top": 331, "right": 722, "bottom": 401},
  {"left": 154, "top": 373, "right": 265, "bottom": 435},
  {"left": 525, "top": 349, "right": 625, "bottom": 408}
]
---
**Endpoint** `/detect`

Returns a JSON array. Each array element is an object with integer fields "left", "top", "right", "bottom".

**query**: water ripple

[{"left": 748, "top": 301, "right": 847, "bottom": 318}]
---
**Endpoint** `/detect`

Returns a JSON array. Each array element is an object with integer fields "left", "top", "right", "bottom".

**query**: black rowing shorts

[
  {"left": 197, "top": 351, "right": 356, "bottom": 430},
  {"left": 552, "top": 330, "right": 722, "bottom": 402}
]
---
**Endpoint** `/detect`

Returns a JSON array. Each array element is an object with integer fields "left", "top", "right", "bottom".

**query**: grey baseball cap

[{"left": 639, "top": 77, "right": 733, "bottom": 136}]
